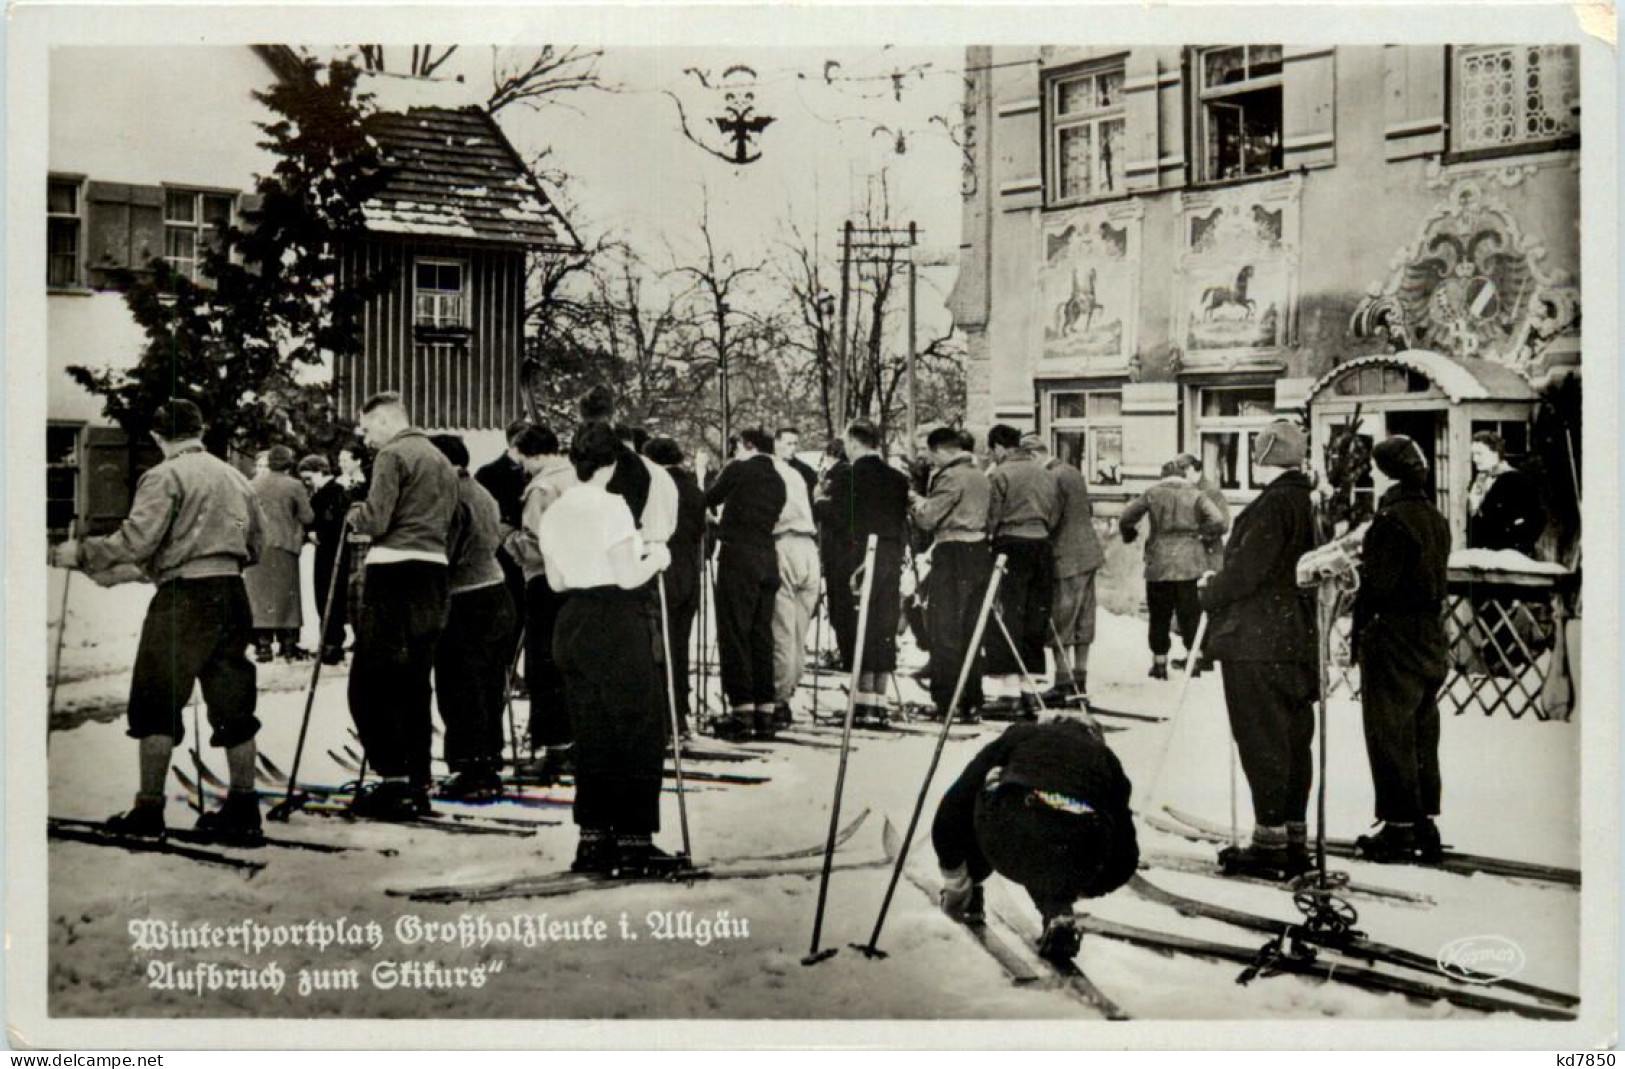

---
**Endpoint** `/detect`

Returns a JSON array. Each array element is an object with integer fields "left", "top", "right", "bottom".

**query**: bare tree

[
  {"left": 488, "top": 46, "right": 605, "bottom": 114},
  {"left": 355, "top": 45, "right": 459, "bottom": 77}
]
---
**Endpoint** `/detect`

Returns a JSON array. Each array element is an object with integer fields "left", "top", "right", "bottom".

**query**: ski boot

[
  {"left": 772, "top": 702, "right": 794, "bottom": 729},
  {"left": 1148, "top": 656, "right": 1169, "bottom": 681},
  {"left": 1414, "top": 818, "right": 1445, "bottom": 863},
  {"left": 710, "top": 712, "right": 753, "bottom": 743},
  {"left": 105, "top": 801, "right": 166, "bottom": 838},
  {"left": 253, "top": 635, "right": 276, "bottom": 664},
  {"left": 195, "top": 791, "right": 265, "bottom": 846},
  {"left": 1038, "top": 683, "right": 1075, "bottom": 706},
  {"left": 939, "top": 869, "right": 984, "bottom": 924},
  {"left": 1037, "top": 913, "right": 1083, "bottom": 965},
  {"left": 616, "top": 835, "right": 690, "bottom": 878},
  {"left": 1353, "top": 822, "right": 1426, "bottom": 864},
  {"left": 347, "top": 779, "right": 427, "bottom": 822},
  {"left": 320, "top": 644, "right": 346, "bottom": 666},
  {"left": 1218, "top": 841, "right": 1295, "bottom": 881},
  {"left": 751, "top": 708, "right": 778, "bottom": 741},
  {"left": 571, "top": 830, "right": 619, "bottom": 875},
  {"left": 1017, "top": 693, "right": 1041, "bottom": 721},
  {"left": 438, "top": 766, "right": 504, "bottom": 801},
  {"left": 854, "top": 704, "right": 891, "bottom": 730}
]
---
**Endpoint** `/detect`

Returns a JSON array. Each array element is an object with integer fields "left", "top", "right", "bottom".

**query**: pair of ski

[
  {"left": 1157, "top": 806, "right": 1580, "bottom": 888},
  {"left": 885, "top": 819, "right": 1129, "bottom": 1020},
  {"left": 47, "top": 817, "right": 272, "bottom": 875},
  {"left": 388, "top": 808, "right": 882, "bottom": 903},
  {"left": 329, "top": 744, "right": 769, "bottom": 790}
]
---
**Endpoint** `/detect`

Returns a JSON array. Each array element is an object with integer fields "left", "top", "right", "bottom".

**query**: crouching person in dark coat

[
  {"left": 932, "top": 717, "right": 1138, "bottom": 964},
  {"left": 1353, "top": 436, "right": 1451, "bottom": 865},
  {"left": 1199, "top": 418, "right": 1318, "bottom": 880},
  {"left": 52, "top": 399, "right": 268, "bottom": 843}
]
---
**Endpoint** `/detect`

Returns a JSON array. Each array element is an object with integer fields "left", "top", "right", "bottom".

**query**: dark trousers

[
  {"left": 128, "top": 576, "right": 259, "bottom": 747},
  {"left": 1221, "top": 659, "right": 1318, "bottom": 827},
  {"left": 1359, "top": 625, "right": 1446, "bottom": 823},
  {"left": 496, "top": 550, "right": 528, "bottom": 674},
  {"left": 823, "top": 547, "right": 858, "bottom": 671},
  {"left": 313, "top": 545, "right": 348, "bottom": 651},
  {"left": 1147, "top": 580, "right": 1202, "bottom": 657},
  {"left": 348, "top": 562, "right": 448, "bottom": 783},
  {"left": 435, "top": 582, "right": 517, "bottom": 771},
  {"left": 987, "top": 538, "right": 1052, "bottom": 676},
  {"left": 525, "top": 577, "right": 572, "bottom": 749},
  {"left": 662, "top": 564, "right": 699, "bottom": 731},
  {"left": 859, "top": 539, "right": 905, "bottom": 674},
  {"left": 927, "top": 542, "right": 992, "bottom": 715},
  {"left": 553, "top": 589, "right": 664, "bottom": 834},
  {"left": 714, "top": 542, "right": 780, "bottom": 709}
]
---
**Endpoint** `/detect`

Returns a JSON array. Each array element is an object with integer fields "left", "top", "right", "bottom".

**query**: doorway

[{"left": 1382, "top": 409, "right": 1444, "bottom": 505}]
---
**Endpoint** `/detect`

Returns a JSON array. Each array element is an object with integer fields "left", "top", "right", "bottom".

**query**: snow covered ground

[{"left": 43, "top": 552, "right": 1581, "bottom": 1021}]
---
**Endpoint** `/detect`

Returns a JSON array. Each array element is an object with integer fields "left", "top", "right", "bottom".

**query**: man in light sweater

[
  {"left": 345, "top": 391, "right": 459, "bottom": 820},
  {"left": 769, "top": 441, "right": 821, "bottom": 728}
]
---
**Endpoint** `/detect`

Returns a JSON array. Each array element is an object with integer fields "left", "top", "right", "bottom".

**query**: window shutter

[
  {"left": 1157, "top": 50, "right": 1187, "bottom": 189},
  {"left": 85, "top": 183, "right": 165, "bottom": 287},
  {"left": 1384, "top": 45, "right": 1446, "bottom": 161},
  {"left": 81, "top": 426, "right": 161, "bottom": 537},
  {"left": 1283, "top": 47, "right": 1336, "bottom": 169},
  {"left": 1123, "top": 52, "right": 1161, "bottom": 193}
]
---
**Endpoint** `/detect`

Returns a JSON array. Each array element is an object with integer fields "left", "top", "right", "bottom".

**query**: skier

[
  {"left": 344, "top": 391, "right": 459, "bottom": 820},
  {"left": 51, "top": 399, "right": 268, "bottom": 842},
  {"left": 244, "top": 444, "right": 313, "bottom": 663},
  {"left": 645, "top": 436, "right": 707, "bottom": 736},
  {"left": 298, "top": 454, "right": 351, "bottom": 665},
  {"left": 908, "top": 426, "right": 992, "bottom": 721},
  {"left": 813, "top": 438, "right": 855, "bottom": 670},
  {"left": 474, "top": 417, "right": 535, "bottom": 686},
  {"left": 768, "top": 434, "right": 821, "bottom": 729},
  {"left": 535, "top": 422, "right": 677, "bottom": 875},
  {"left": 933, "top": 717, "right": 1139, "bottom": 963},
  {"left": 429, "top": 435, "right": 517, "bottom": 800},
  {"left": 821, "top": 419, "right": 911, "bottom": 726},
  {"left": 983, "top": 427, "right": 1060, "bottom": 717},
  {"left": 1032, "top": 439, "right": 1106, "bottom": 702},
  {"left": 506, "top": 423, "right": 577, "bottom": 781},
  {"left": 1119, "top": 455, "right": 1227, "bottom": 680},
  {"left": 775, "top": 426, "right": 818, "bottom": 497},
  {"left": 1352, "top": 436, "right": 1451, "bottom": 864},
  {"left": 703, "top": 428, "right": 787, "bottom": 740},
  {"left": 1198, "top": 419, "right": 1319, "bottom": 879}
]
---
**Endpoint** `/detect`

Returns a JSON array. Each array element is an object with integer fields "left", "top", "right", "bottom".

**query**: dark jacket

[
  {"left": 988, "top": 450, "right": 1060, "bottom": 542},
  {"left": 446, "top": 471, "right": 506, "bottom": 595},
  {"left": 786, "top": 456, "right": 817, "bottom": 498},
  {"left": 704, "top": 453, "right": 786, "bottom": 551},
  {"left": 820, "top": 453, "right": 911, "bottom": 558},
  {"left": 1047, "top": 458, "right": 1106, "bottom": 577},
  {"left": 309, "top": 479, "right": 349, "bottom": 568},
  {"left": 1467, "top": 466, "right": 1545, "bottom": 557},
  {"left": 667, "top": 465, "right": 707, "bottom": 597},
  {"left": 1120, "top": 476, "right": 1228, "bottom": 582},
  {"left": 814, "top": 458, "right": 851, "bottom": 559},
  {"left": 474, "top": 453, "right": 528, "bottom": 533},
  {"left": 1200, "top": 470, "right": 1318, "bottom": 663},
  {"left": 944, "top": 720, "right": 1139, "bottom": 898},
  {"left": 609, "top": 447, "right": 652, "bottom": 525},
  {"left": 347, "top": 428, "right": 460, "bottom": 558},
  {"left": 910, "top": 453, "right": 990, "bottom": 544},
  {"left": 1353, "top": 484, "right": 1451, "bottom": 672}
]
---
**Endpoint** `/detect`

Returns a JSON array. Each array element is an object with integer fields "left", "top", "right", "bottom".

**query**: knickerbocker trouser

[
  {"left": 127, "top": 575, "right": 260, "bottom": 747},
  {"left": 1146, "top": 580, "right": 1202, "bottom": 658},
  {"left": 1220, "top": 659, "right": 1318, "bottom": 827},
  {"left": 349, "top": 561, "right": 448, "bottom": 784},
  {"left": 927, "top": 541, "right": 991, "bottom": 715}
]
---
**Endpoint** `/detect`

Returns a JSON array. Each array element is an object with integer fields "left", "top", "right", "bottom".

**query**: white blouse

[{"left": 536, "top": 483, "right": 644, "bottom": 591}]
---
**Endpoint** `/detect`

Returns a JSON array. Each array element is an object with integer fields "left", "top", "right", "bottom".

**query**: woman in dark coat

[{"left": 1466, "top": 431, "right": 1545, "bottom": 557}]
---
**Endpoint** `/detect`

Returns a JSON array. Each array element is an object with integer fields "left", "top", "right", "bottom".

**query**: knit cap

[{"left": 1253, "top": 419, "right": 1306, "bottom": 468}]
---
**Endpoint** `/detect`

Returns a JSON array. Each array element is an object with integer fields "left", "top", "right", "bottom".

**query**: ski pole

[
  {"left": 269, "top": 519, "right": 351, "bottom": 822},
  {"left": 1048, "top": 617, "right": 1088, "bottom": 706},
  {"left": 857, "top": 554, "right": 1006, "bottom": 959},
  {"left": 803, "top": 534, "right": 877, "bottom": 966},
  {"left": 48, "top": 567, "right": 73, "bottom": 727},
  {"left": 188, "top": 690, "right": 206, "bottom": 815},
  {"left": 657, "top": 573, "right": 694, "bottom": 863},
  {"left": 991, "top": 608, "right": 1050, "bottom": 714},
  {"left": 1142, "top": 612, "right": 1210, "bottom": 810},
  {"left": 811, "top": 588, "right": 823, "bottom": 723},
  {"left": 503, "top": 623, "right": 528, "bottom": 770}
]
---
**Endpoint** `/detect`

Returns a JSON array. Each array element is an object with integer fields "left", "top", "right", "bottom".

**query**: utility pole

[
  {"left": 837, "top": 220, "right": 921, "bottom": 448},
  {"left": 906, "top": 221, "right": 918, "bottom": 451},
  {"left": 717, "top": 300, "right": 731, "bottom": 451}
]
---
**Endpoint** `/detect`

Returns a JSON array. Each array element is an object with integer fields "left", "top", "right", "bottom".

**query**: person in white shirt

[
  {"left": 536, "top": 422, "right": 678, "bottom": 877},
  {"left": 769, "top": 447, "right": 821, "bottom": 728}
]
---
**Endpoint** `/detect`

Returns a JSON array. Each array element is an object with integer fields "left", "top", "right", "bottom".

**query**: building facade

[
  {"left": 950, "top": 44, "right": 1581, "bottom": 547},
  {"left": 47, "top": 48, "right": 573, "bottom": 534}
]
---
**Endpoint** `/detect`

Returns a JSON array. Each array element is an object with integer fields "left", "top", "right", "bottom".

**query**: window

[
  {"left": 1049, "top": 390, "right": 1123, "bottom": 487},
  {"left": 414, "top": 259, "right": 468, "bottom": 330},
  {"left": 48, "top": 178, "right": 83, "bottom": 288},
  {"left": 1452, "top": 46, "right": 1579, "bottom": 156},
  {"left": 1194, "top": 45, "right": 1284, "bottom": 182},
  {"left": 1193, "top": 385, "right": 1276, "bottom": 492},
  {"left": 1048, "top": 65, "right": 1126, "bottom": 203},
  {"left": 163, "top": 189, "right": 234, "bottom": 282},
  {"left": 47, "top": 424, "right": 81, "bottom": 537}
]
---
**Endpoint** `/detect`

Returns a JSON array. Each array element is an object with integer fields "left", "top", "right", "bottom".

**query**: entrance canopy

[{"left": 1306, "top": 349, "right": 1538, "bottom": 407}]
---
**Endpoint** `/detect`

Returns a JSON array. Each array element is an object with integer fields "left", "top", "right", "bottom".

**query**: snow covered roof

[
  {"left": 1306, "top": 350, "right": 1537, "bottom": 406},
  {"left": 362, "top": 106, "right": 578, "bottom": 251}
]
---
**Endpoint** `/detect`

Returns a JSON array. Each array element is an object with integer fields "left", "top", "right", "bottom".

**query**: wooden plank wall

[{"left": 337, "top": 237, "right": 524, "bottom": 430}]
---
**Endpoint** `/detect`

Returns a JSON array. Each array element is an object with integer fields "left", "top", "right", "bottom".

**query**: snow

[
  {"left": 1449, "top": 549, "right": 1572, "bottom": 577},
  {"left": 45, "top": 556, "right": 1582, "bottom": 1020},
  {"left": 1305, "top": 350, "right": 1532, "bottom": 405}
]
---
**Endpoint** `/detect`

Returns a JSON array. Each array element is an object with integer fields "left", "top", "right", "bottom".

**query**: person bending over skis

[{"left": 931, "top": 716, "right": 1138, "bottom": 963}]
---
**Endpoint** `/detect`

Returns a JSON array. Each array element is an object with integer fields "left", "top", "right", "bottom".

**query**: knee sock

[{"left": 137, "top": 736, "right": 175, "bottom": 805}]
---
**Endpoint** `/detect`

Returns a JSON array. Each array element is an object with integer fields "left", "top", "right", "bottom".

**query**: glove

[
  {"left": 939, "top": 865, "right": 976, "bottom": 919},
  {"left": 1118, "top": 525, "right": 1138, "bottom": 545},
  {"left": 51, "top": 540, "right": 81, "bottom": 570},
  {"left": 644, "top": 543, "right": 672, "bottom": 573}
]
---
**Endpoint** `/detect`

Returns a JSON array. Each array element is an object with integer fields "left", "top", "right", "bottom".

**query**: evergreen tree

[{"left": 68, "top": 55, "right": 393, "bottom": 460}]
